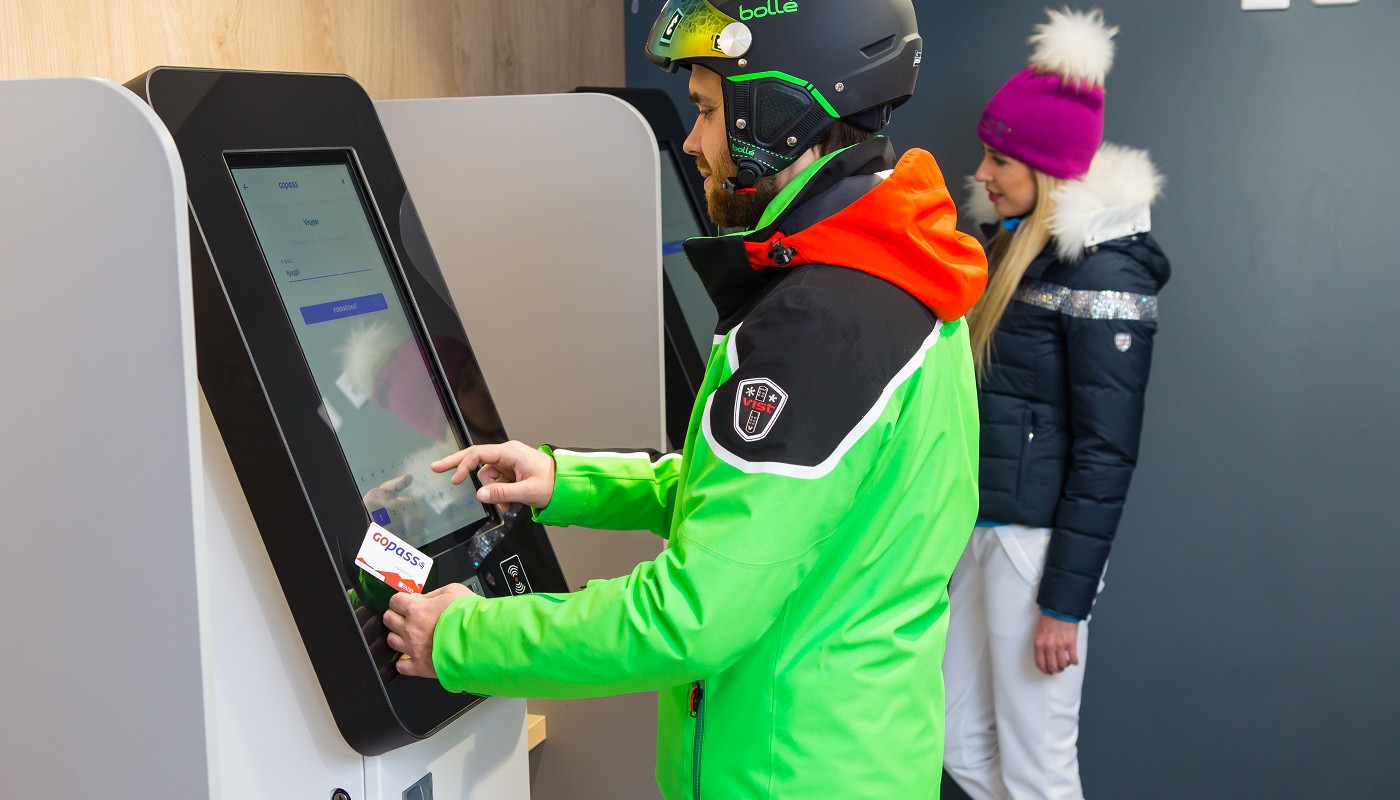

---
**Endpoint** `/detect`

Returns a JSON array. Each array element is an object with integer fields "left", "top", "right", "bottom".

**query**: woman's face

[{"left": 974, "top": 146, "right": 1037, "bottom": 219}]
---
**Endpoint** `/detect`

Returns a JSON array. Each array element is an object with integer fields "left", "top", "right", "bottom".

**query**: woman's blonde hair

[{"left": 968, "top": 170, "right": 1064, "bottom": 374}]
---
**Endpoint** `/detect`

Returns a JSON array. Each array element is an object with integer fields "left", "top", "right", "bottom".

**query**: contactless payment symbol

[
  {"left": 501, "top": 554, "right": 531, "bottom": 595},
  {"left": 733, "top": 378, "right": 788, "bottom": 442}
]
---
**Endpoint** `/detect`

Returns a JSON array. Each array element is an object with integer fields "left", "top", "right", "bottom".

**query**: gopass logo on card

[{"left": 355, "top": 522, "right": 434, "bottom": 594}]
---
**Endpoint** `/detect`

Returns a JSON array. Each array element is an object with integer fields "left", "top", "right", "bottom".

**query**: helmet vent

[
  {"left": 860, "top": 35, "right": 897, "bottom": 58},
  {"left": 757, "top": 84, "right": 811, "bottom": 143}
]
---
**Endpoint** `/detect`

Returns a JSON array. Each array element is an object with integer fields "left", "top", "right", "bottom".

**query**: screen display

[
  {"left": 230, "top": 153, "right": 488, "bottom": 549},
  {"left": 658, "top": 146, "right": 719, "bottom": 358}
]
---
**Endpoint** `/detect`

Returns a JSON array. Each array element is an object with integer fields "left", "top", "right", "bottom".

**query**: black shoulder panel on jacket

[{"left": 707, "top": 266, "right": 936, "bottom": 468}]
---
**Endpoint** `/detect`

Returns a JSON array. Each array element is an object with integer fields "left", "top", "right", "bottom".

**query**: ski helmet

[{"left": 645, "top": 0, "right": 922, "bottom": 190}]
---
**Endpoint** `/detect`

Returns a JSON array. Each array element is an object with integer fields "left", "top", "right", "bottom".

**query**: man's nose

[{"left": 682, "top": 120, "right": 703, "bottom": 156}]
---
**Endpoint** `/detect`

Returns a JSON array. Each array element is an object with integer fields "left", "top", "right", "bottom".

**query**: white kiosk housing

[{"left": 0, "top": 76, "right": 664, "bottom": 800}]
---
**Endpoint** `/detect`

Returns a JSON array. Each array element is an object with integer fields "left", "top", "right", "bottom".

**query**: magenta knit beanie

[{"left": 978, "top": 8, "right": 1119, "bottom": 181}]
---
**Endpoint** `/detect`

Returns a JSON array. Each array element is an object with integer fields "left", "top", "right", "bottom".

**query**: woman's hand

[
  {"left": 431, "top": 441, "right": 556, "bottom": 510},
  {"left": 1033, "top": 613, "right": 1080, "bottom": 675}
]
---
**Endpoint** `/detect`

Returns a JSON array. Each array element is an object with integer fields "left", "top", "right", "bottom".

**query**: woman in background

[{"left": 942, "top": 9, "right": 1170, "bottom": 799}]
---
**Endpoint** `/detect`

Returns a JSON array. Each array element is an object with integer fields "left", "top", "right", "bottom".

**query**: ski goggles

[{"left": 645, "top": 0, "right": 753, "bottom": 71}]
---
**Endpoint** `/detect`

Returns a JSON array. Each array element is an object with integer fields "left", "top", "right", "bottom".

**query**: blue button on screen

[
  {"left": 300, "top": 293, "right": 389, "bottom": 325},
  {"left": 371, "top": 507, "right": 391, "bottom": 527}
]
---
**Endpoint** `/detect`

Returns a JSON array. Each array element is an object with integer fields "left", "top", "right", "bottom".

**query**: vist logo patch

[
  {"left": 734, "top": 378, "right": 788, "bottom": 442},
  {"left": 1115, "top": 333, "right": 1133, "bottom": 352}
]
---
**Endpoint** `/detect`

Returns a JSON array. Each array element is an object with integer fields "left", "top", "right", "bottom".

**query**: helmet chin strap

[{"left": 723, "top": 160, "right": 766, "bottom": 194}]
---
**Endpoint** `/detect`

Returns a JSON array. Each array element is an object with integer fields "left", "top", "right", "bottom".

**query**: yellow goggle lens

[{"left": 646, "top": 0, "right": 742, "bottom": 66}]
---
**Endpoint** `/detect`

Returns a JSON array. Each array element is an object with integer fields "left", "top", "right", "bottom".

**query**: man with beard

[{"left": 384, "top": 2, "right": 988, "bottom": 797}]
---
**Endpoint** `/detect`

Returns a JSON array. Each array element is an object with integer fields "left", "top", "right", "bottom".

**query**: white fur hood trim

[
  {"left": 963, "top": 144, "right": 1164, "bottom": 261},
  {"left": 1049, "top": 144, "right": 1163, "bottom": 260}
]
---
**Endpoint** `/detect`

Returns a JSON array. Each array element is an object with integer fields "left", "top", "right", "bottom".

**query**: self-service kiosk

[
  {"left": 1, "top": 71, "right": 665, "bottom": 800},
  {"left": 126, "top": 66, "right": 567, "bottom": 756}
]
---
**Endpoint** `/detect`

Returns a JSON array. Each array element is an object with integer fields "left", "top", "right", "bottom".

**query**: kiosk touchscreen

[
  {"left": 129, "top": 67, "right": 567, "bottom": 756},
  {"left": 228, "top": 151, "right": 488, "bottom": 550}
]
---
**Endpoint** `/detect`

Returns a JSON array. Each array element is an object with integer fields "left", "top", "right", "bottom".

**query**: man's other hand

[
  {"left": 431, "top": 441, "right": 556, "bottom": 510},
  {"left": 384, "top": 583, "right": 474, "bottom": 679}
]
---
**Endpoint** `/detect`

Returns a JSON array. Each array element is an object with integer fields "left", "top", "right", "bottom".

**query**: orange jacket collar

[{"left": 745, "top": 148, "right": 987, "bottom": 321}]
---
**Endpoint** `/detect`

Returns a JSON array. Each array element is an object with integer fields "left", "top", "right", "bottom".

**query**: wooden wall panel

[{"left": 0, "top": 0, "right": 624, "bottom": 98}]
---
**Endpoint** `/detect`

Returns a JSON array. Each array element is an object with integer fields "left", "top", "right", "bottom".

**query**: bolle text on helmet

[{"left": 738, "top": 1, "right": 798, "bottom": 21}]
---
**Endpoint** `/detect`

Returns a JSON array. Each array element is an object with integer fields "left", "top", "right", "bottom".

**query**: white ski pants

[{"left": 942, "top": 525, "right": 1091, "bottom": 800}]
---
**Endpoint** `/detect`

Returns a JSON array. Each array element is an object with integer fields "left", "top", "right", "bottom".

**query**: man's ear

[{"left": 774, "top": 149, "right": 822, "bottom": 189}]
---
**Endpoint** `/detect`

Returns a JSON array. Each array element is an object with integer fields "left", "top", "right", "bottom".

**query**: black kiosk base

[{"left": 128, "top": 67, "right": 567, "bottom": 756}]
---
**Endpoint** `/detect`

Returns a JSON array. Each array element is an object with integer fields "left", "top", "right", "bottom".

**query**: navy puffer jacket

[{"left": 968, "top": 144, "right": 1170, "bottom": 620}]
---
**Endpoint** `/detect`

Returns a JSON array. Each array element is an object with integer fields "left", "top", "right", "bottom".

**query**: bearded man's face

[{"left": 683, "top": 67, "right": 779, "bottom": 231}]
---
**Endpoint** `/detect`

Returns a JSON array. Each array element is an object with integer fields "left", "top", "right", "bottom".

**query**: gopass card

[{"left": 355, "top": 522, "right": 433, "bottom": 594}]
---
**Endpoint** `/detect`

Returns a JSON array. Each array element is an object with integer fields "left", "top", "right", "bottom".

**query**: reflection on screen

[
  {"left": 231, "top": 157, "right": 488, "bottom": 548},
  {"left": 658, "top": 148, "right": 719, "bottom": 358}
]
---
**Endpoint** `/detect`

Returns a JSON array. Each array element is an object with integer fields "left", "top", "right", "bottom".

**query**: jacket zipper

[
  {"left": 690, "top": 680, "right": 705, "bottom": 799},
  {"left": 1017, "top": 425, "right": 1035, "bottom": 501}
]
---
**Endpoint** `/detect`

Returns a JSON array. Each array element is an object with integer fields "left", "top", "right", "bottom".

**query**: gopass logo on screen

[{"left": 277, "top": 180, "right": 301, "bottom": 190}]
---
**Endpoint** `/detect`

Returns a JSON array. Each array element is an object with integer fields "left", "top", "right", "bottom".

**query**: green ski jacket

[{"left": 432, "top": 140, "right": 988, "bottom": 799}]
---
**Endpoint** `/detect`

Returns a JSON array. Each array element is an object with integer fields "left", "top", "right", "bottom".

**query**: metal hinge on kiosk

[{"left": 403, "top": 773, "right": 434, "bottom": 800}]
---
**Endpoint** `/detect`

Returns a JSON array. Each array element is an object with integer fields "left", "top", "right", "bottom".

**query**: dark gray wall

[{"left": 626, "top": 1, "right": 1400, "bottom": 797}]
